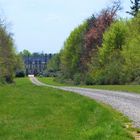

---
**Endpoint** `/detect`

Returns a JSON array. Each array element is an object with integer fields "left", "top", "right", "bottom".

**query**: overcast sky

[{"left": 0, "top": 0, "right": 131, "bottom": 53}]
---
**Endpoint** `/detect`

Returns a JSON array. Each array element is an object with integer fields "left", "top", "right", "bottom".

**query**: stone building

[{"left": 24, "top": 54, "right": 52, "bottom": 75}]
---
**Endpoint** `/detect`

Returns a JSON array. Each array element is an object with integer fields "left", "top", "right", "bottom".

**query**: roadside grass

[
  {"left": 38, "top": 77, "right": 140, "bottom": 94},
  {"left": 82, "top": 85, "right": 140, "bottom": 94},
  {"left": 0, "top": 78, "right": 134, "bottom": 140},
  {"left": 38, "top": 77, "right": 69, "bottom": 86}
]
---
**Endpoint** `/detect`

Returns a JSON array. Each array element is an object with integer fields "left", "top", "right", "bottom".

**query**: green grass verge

[
  {"left": 0, "top": 78, "right": 134, "bottom": 140},
  {"left": 82, "top": 85, "right": 140, "bottom": 94},
  {"left": 38, "top": 77, "right": 140, "bottom": 94},
  {"left": 38, "top": 77, "right": 70, "bottom": 86}
]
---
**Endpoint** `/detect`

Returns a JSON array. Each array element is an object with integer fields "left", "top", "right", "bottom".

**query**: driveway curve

[{"left": 29, "top": 75, "right": 140, "bottom": 128}]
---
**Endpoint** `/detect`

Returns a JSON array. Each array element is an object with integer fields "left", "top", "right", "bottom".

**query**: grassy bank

[
  {"left": 38, "top": 77, "right": 140, "bottom": 94},
  {"left": 0, "top": 78, "right": 133, "bottom": 139},
  {"left": 38, "top": 77, "right": 69, "bottom": 86}
]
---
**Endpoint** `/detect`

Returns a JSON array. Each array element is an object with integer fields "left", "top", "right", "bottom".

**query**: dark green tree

[
  {"left": 127, "top": 0, "right": 140, "bottom": 16},
  {"left": 20, "top": 49, "right": 31, "bottom": 57}
]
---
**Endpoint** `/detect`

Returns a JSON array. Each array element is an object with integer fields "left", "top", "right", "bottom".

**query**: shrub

[{"left": 15, "top": 71, "right": 25, "bottom": 77}]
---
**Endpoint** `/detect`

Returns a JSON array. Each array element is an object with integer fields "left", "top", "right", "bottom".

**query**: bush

[
  {"left": 73, "top": 73, "right": 82, "bottom": 85},
  {"left": 84, "top": 74, "right": 95, "bottom": 85},
  {"left": 15, "top": 71, "right": 25, "bottom": 77}
]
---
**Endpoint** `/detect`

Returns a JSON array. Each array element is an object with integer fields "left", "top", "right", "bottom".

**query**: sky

[{"left": 0, "top": 0, "right": 131, "bottom": 53}]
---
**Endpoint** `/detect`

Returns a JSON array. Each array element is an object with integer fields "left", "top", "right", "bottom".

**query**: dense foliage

[
  {"left": 46, "top": 1, "right": 140, "bottom": 85},
  {"left": 122, "top": 14, "right": 140, "bottom": 83},
  {"left": 127, "top": 0, "right": 140, "bottom": 16},
  {"left": 45, "top": 53, "right": 60, "bottom": 77},
  {"left": 92, "top": 20, "right": 128, "bottom": 84},
  {"left": 0, "top": 20, "right": 24, "bottom": 83},
  {"left": 20, "top": 49, "right": 52, "bottom": 59},
  {"left": 60, "top": 22, "right": 88, "bottom": 83}
]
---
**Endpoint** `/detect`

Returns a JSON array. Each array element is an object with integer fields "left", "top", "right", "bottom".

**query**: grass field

[
  {"left": 38, "top": 77, "right": 140, "bottom": 94},
  {"left": 0, "top": 78, "right": 134, "bottom": 139},
  {"left": 38, "top": 77, "right": 70, "bottom": 86}
]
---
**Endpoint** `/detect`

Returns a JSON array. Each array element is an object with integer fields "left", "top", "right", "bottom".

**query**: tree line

[
  {"left": 20, "top": 49, "right": 52, "bottom": 59},
  {"left": 46, "top": 0, "right": 140, "bottom": 85}
]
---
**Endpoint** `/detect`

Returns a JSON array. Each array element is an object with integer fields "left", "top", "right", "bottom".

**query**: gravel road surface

[{"left": 29, "top": 75, "right": 140, "bottom": 128}]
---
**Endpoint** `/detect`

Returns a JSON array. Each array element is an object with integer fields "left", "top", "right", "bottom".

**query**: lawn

[
  {"left": 38, "top": 77, "right": 70, "bottom": 86},
  {"left": 0, "top": 78, "right": 133, "bottom": 140},
  {"left": 38, "top": 77, "right": 140, "bottom": 94}
]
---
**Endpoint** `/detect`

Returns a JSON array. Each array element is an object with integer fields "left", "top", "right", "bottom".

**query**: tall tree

[
  {"left": 81, "top": 0, "right": 121, "bottom": 73},
  {"left": 127, "top": 0, "right": 140, "bottom": 16},
  {"left": 0, "top": 20, "right": 18, "bottom": 83},
  {"left": 60, "top": 22, "right": 88, "bottom": 79}
]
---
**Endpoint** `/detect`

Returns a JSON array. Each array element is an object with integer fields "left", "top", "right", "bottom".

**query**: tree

[
  {"left": 127, "top": 0, "right": 140, "bottom": 16},
  {"left": 0, "top": 22, "right": 18, "bottom": 83},
  {"left": 60, "top": 22, "right": 88, "bottom": 80},
  {"left": 45, "top": 54, "right": 60, "bottom": 77},
  {"left": 20, "top": 49, "right": 31, "bottom": 57},
  {"left": 15, "top": 53, "right": 25, "bottom": 77},
  {"left": 92, "top": 20, "right": 128, "bottom": 84},
  {"left": 99, "top": 20, "right": 128, "bottom": 64},
  {"left": 56, "top": 0, "right": 122, "bottom": 84},
  {"left": 81, "top": 0, "right": 121, "bottom": 73},
  {"left": 122, "top": 13, "right": 140, "bottom": 83}
]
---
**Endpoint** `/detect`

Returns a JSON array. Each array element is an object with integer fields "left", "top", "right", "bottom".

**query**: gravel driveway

[{"left": 29, "top": 75, "right": 140, "bottom": 128}]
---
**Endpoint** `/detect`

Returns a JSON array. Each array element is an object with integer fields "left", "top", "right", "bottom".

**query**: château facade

[{"left": 24, "top": 54, "right": 52, "bottom": 75}]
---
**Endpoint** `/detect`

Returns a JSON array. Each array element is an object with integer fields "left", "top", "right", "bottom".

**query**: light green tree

[
  {"left": 122, "top": 13, "right": 140, "bottom": 83},
  {"left": 92, "top": 20, "right": 128, "bottom": 84},
  {"left": 0, "top": 21, "right": 19, "bottom": 83},
  {"left": 60, "top": 21, "right": 88, "bottom": 80}
]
